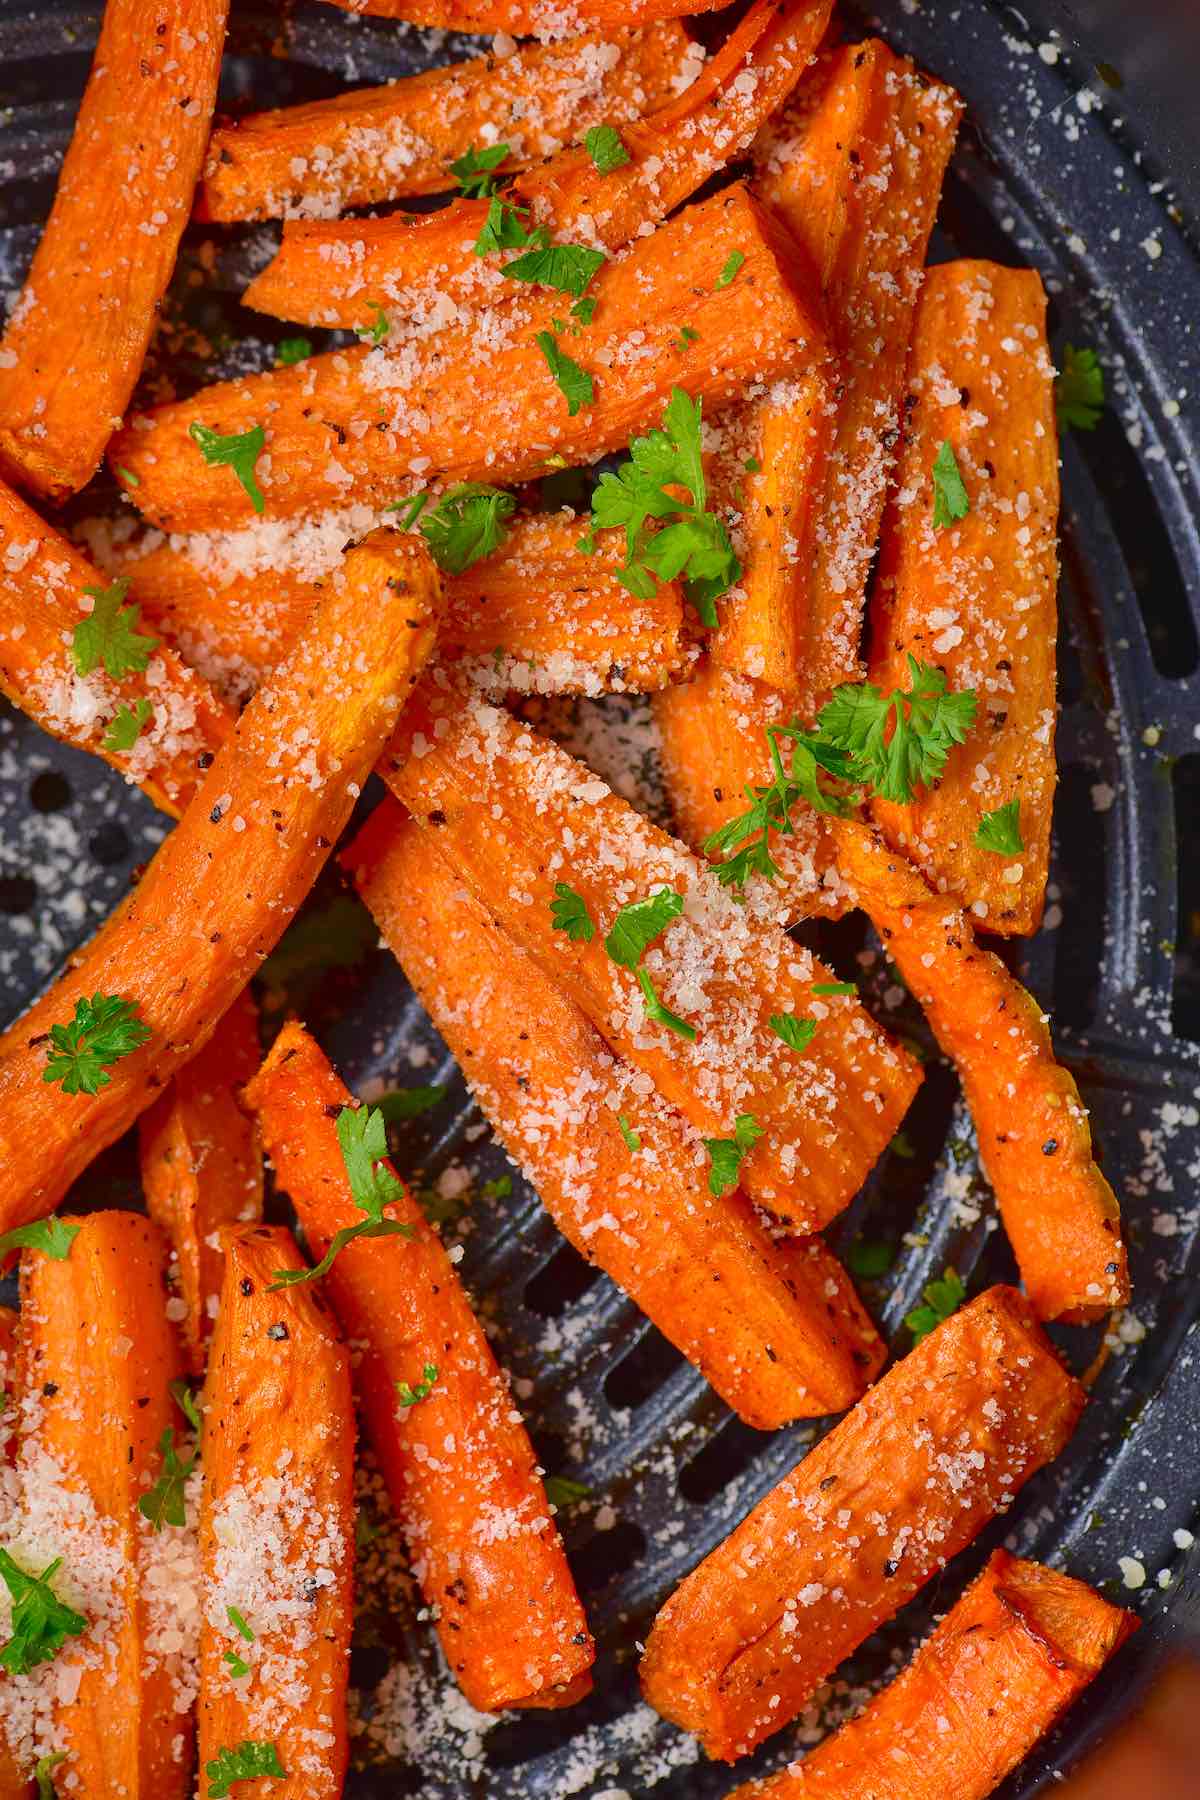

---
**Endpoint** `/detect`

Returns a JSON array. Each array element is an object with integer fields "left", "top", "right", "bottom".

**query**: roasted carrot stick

[
  {"left": 0, "top": 529, "right": 441, "bottom": 1232},
  {"left": 105, "top": 512, "right": 686, "bottom": 702},
  {"left": 246, "top": 0, "right": 828, "bottom": 330},
  {"left": 198, "top": 22, "right": 693, "bottom": 221},
  {"left": 384, "top": 682, "right": 919, "bottom": 1231},
  {"left": 198, "top": 1224, "right": 354, "bottom": 1799},
  {"left": 0, "top": 477, "right": 233, "bottom": 818},
  {"left": 712, "top": 40, "right": 962, "bottom": 695},
  {"left": 139, "top": 989, "right": 263, "bottom": 1375},
  {"left": 324, "top": 0, "right": 729, "bottom": 55},
  {"left": 640, "top": 1285, "right": 1085, "bottom": 1762},
  {"left": 114, "top": 183, "right": 827, "bottom": 532},
  {"left": 827, "top": 821, "right": 1128, "bottom": 1323},
  {"left": 868, "top": 260, "right": 1059, "bottom": 934},
  {"left": 15, "top": 1211, "right": 190, "bottom": 1795},
  {"left": 725, "top": 1551, "right": 1137, "bottom": 1799},
  {"left": 243, "top": 1023, "right": 595, "bottom": 1712},
  {"left": 345, "top": 797, "right": 885, "bottom": 1425},
  {"left": 0, "top": 1302, "right": 26, "bottom": 1798},
  {"left": 0, "top": 0, "right": 227, "bottom": 501}
]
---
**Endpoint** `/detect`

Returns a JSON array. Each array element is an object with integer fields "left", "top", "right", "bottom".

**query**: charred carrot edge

[
  {"left": 712, "top": 40, "right": 963, "bottom": 695},
  {"left": 868, "top": 260, "right": 1059, "bottom": 934},
  {"left": 828, "top": 820, "right": 1129, "bottom": 1323},
  {"left": 0, "top": 0, "right": 227, "bottom": 500},
  {"left": 115, "top": 183, "right": 827, "bottom": 532},
  {"left": 18, "top": 1212, "right": 189, "bottom": 1794},
  {"left": 384, "top": 680, "right": 919, "bottom": 1231},
  {"left": 139, "top": 989, "right": 264, "bottom": 1376},
  {"left": 198, "top": 22, "right": 692, "bottom": 221},
  {"left": 198, "top": 1224, "right": 354, "bottom": 1797},
  {"left": 243, "top": 1023, "right": 595, "bottom": 1712},
  {"left": 344, "top": 797, "right": 886, "bottom": 1425},
  {"left": 113, "top": 512, "right": 688, "bottom": 701},
  {"left": 245, "top": 0, "right": 829, "bottom": 330},
  {"left": 0, "top": 477, "right": 233, "bottom": 818},
  {"left": 727, "top": 1550, "right": 1137, "bottom": 1799},
  {"left": 324, "top": 0, "right": 726, "bottom": 51},
  {"left": 640, "top": 1285, "right": 1085, "bottom": 1762},
  {"left": 0, "top": 530, "right": 441, "bottom": 1232}
]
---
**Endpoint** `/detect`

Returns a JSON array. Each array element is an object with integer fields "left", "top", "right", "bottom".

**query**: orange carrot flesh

[
  {"left": 113, "top": 182, "right": 827, "bottom": 531},
  {"left": 384, "top": 682, "right": 919, "bottom": 1231},
  {"left": 712, "top": 40, "right": 962, "bottom": 695},
  {"left": 199, "top": 22, "right": 693, "bottom": 221},
  {"left": 639, "top": 1286, "right": 1085, "bottom": 1761},
  {"left": 10, "top": 1212, "right": 190, "bottom": 1794},
  {"left": 323, "top": 0, "right": 728, "bottom": 51},
  {"left": 0, "top": 477, "right": 233, "bottom": 818},
  {"left": 139, "top": 989, "right": 264, "bottom": 1376},
  {"left": 0, "top": 530, "right": 441, "bottom": 1232},
  {"left": 0, "top": 0, "right": 227, "bottom": 501},
  {"left": 198, "top": 1224, "right": 354, "bottom": 1798},
  {"left": 827, "top": 822, "right": 1129, "bottom": 1323},
  {"left": 867, "top": 260, "right": 1059, "bottom": 934},
  {"left": 345, "top": 797, "right": 885, "bottom": 1425},
  {"left": 728, "top": 1550, "right": 1137, "bottom": 1800},
  {"left": 243, "top": 1023, "right": 595, "bottom": 1712},
  {"left": 0, "top": 1307, "right": 27, "bottom": 1800},
  {"left": 246, "top": 0, "right": 827, "bottom": 330}
]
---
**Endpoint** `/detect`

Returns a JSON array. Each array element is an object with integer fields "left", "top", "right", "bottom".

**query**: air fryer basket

[{"left": 0, "top": 1, "right": 1198, "bottom": 1794}]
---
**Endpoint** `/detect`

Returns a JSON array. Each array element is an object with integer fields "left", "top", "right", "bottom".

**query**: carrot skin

[
  {"left": 0, "top": 530, "right": 441, "bottom": 1230},
  {"left": 16, "top": 1212, "right": 190, "bottom": 1795},
  {"left": 199, "top": 22, "right": 692, "bottom": 220},
  {"left": 322, "top": 0, "right": 724, "bottom": 31},
  {"left": 728, "top": 1551, "right": 1136, "bottom": 1799},
  {"left": 139, "top": 989, "right": 264, "bottom": 1375},
  {"left": 344, "top": 797, "right": 886, "bottom": 1425},
  {"left": 198, "top": 1224, "right": 354, "bottom": 1798},
  {"left": 640, "top": 1286, "right": 1085, "bottom": 1761},
  {"left": 243, "top": 1025, "right": 595, "bottom": 1712},
  {"left": 867, "top": 260, "right": 1059, "bottom": 934},
  {"left": 111, "top": 184, "right": 828, "bottom": 532},
  {"left": 0, "top": 0, "right": 227, "bottom": 500}
]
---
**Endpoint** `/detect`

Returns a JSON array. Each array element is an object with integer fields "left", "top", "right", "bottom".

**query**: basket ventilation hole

[
  {"left": 679, "top": 1417, "right": 771, "bottom": 1506},
  {"left": 522, "top": 1239, "right": 601, "bottom": 1317},
  {"left": 603, "top": 1326, "right": 687, "bottom": 1412}
]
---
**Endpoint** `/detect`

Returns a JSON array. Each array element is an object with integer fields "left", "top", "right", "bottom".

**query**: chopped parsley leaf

[
  {"left": 768, "top": 1013, "right": 816, "bottom": 1052},
  {"left": 550, "top": 882, "right": 595, "bottom": 942},
  {"left": 375, "top": 1084, "right": 447, "bottom": 1124},
  {"left": 675, "top": 325, "right": 698, "bottom": 353},
  {"left": 847, "top": 1238, "right": 895, "bottom": 1279},
  {"left": 0, "top": 1217, "right": 79, "bottom": 1262},
  {"left": 570, "top": 296, "right": 597, "bottom": 327},
  {"left": 703, "top": 1113, "right": 762, "bottom": 1197},
  {"left": 137, "top": 1427, "right": 198, "bottom": 1531},
  {"left": 224, "top": 1649, "right": 250, "bottom": 1678},
  {"left": 103, "top": 697, "right": 153, "bottom": 753},
  {"left": 205, "top": 1740, "right": 286, "bottom": 1796},
  {"left": 451, "top": 141, "right": 512, "bottom": 198},
  {"left": 473, "top": 194, "right": 537, "bottom": 255},
  {"left": 42, "top": 992, "right": 150, "bottom": 1096},
  {"left": 481, "top": 1175, "right": 512, "bottom": 1201},
  {"left": 0, "top": 1551, "right": 87, "bottom": 1674},
  {"left": 544, "top": 1474, "right": 592, "bottom": 1508},
  {"left": 270, "top": 1105, "right": 414, "bottom": 1289},
  {"left": 636, "top": 967, "right": 696, "bottom": 1040},
  {"left": 170, "top": 1380, "right": 203, "bottom": 1433},
  {"left": 604, "top": 887, "right": 683, "bottom": 968},
  {"left": 974, "top": 799, "right": 1024, "bottom": 855},
  {"left": 396, "top": 1362, "right": 439, "bottom": 1407},
  {"left": 503, "top": 240, "right": 606, "bottom": 299},
  {"left": 417, "top": 483, "right": 516, "bottom": 574},
  {"left": 276, "top": 336, "right": 312, "bottom": 366},
  {"left": 931, "top": 439, "right": 970, "bottom": 528},
  {"left": 535, "top": 330, "right": 594, "bottom": 416},
  {"left": 905, "top": 1266, "right": 967, "bottom": 1342},
  {"left": 188, "top": 421, "right": 266, "bottom": 514},
  {"left": 585, "top": 124, "right": 630, "bottom": 173},
  {"left": 812, "top": 981, "right": 857, "bottom": 997},
  {"left": 617, "top": 1113, "right": 641, "bottom": 1152},
  {"left": 72, "top": 578, "right": 158, "bottom": 680},
  {"left": 227, "top": 1605, "right": 254, "bottom": 1643},
  {"left": 356, "top": 304, "right": 390, "bottom": 346},
  {"left": 715, "top": 250, "right": 745, "bottom": 289},
  {"left": 1056, "top": 343, "right": 1105, "bottom": 432}
]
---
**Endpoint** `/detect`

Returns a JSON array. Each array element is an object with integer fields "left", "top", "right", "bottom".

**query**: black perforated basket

[{"left": 1, "top": 1, "right": 1199, "bottom": 1794}]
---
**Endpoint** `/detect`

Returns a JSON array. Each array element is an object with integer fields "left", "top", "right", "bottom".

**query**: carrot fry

[
  {"left": 0, "top": 0, "right": 227, "bottom": 501},
  {"left": 0, "top": 477, "right": 233, "bottom": 818},
  {"left": 322, "top": 0, "right": 732, "bottom": 60},
  {"left": 13, "top": 1212, "right": 190, "bottom": 1794},
  {"left": 245, "top": 0, "right": 828, "bottom": 330},
  {"left": 712, "top": 41, "right": 962, "bottom": 696},
  {"left": 198, "top": 23, "right": 693, "bottom": 221},
  {"left": 0, "top": 1308, "right": 26, "bottom": 1799},
  {"left": 0, "top": 529, "right": 441, "bottom": 1232},
  {"left": 826, "top": 821, "right": 1129, "bottom": 1323},
  {"left": 867, "top": 260, "right": 1059, "bottom": 934},
  {"left": 243, "top": 1023, "right": 595, "bottom": 1712},
  {"left": 105, "top": 512, "right": 687, "bottom": 702},
  {"left": 344, "top": 797, "right": 885, "bottom": 1425},
  {"left": 640, "top": 1285, "right": 1085, "bottom": 1761},
  {"left": 114, "top": 183, "right": 827, "bottom": 532},
  {"left": 198, "top": 1224, "right": 354, "bottom": 1797},
  {"left": 139, "top": 990, "right": 264, "bottom": 1376},
  {"left": 726, "top": 1551, "right": 1136, "bottom": 1800},
  {"left": 384, "top": 682, "right": 919, "bottom": 1231}
]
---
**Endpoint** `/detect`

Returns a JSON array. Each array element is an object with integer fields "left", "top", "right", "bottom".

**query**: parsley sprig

[
  {"left": 535, "top": 330, "right": 594, "bottom": 417},
  {"left": 905, "top": 1266, "right": 966, "bottom": 1342},
  {"left": 1055, "top": 343, "right": 1104, "bottom": 432},
  {"left": 188, "top": 422, "right": 266, "bottom": 515},
  {"left": 0, "top": 1550, "right": 87, "bottom": 1674},
  {"left": 138, "top": 1427, "right": 198, "bottom": 1531},
  {"left": 581, "top": 389, "right": 740, "bottom": 623},
  {"left": 604, "top": 887, "right": 696, "bottom": 1040},
  {"left": 72, "top": 579, "right": 158, "bottom": 681},
  {"left": 205, "top": 1741, "right": 285, "bottom": 1797},
  {"left": 452, "top": 142, "right": 512, "bottom": 199},
  {"left": 42, "top": 993, "right": 151, "bottom": 1095},
  {"left": 271, "top": 1105, "right": 414, "bottom": 1289}
]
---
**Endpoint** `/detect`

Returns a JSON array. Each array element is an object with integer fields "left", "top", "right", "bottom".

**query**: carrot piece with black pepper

[
  {"left": 198, "top": 22, "right": 692, "bottom": 221},
  {"left": 111, "top": 183, "right": 827, "bottom": 531},
  {"left": 0, "top": 0, "right": 227, "bottom": 500},
  {"left": 198, "top": 1224, "right": 354, "bottom": 1799},
  {"left": 344, "top": 796, "right": 885, "bottom": 1426},
  {"left": 17, "top": 1211, "right": 190, "bottom": 1795},
  {"left": 243, "top": 1024, "right": 595, "bottom": 1712},
  {"left": 724, "top": 1551, "right": 1136, "bottom": 1799},
  {"left": 321, "top": 0, "right": 723, "bottom": 33},
  {"left": 640, "top": 1286, "right": 1085, "bottom": 1761},
  {"left": 139, "top": 990, "right": 264, "bottom": 1375},
  {"left": 867, "top": 260, "right": 1059, "bottom": 934},
  {"left": 0, "top": 530, "right": 441, "bottom": 1234}
]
